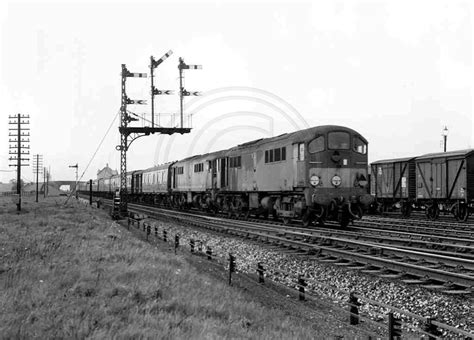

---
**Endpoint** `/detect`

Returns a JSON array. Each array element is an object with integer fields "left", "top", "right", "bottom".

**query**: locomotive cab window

[
  {"left": 308, "top": 136, "right": 325, "bottom": 153},
  {"left": 328, "top": 132, "right": 350, "bottom": 150},
  {"left": 353, "top": 137, "right": 367, "bottom": 154}
]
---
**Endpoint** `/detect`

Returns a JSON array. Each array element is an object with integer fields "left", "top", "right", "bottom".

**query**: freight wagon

[{"left": 371, "top": 149, "right": 474, "bottom": 221}]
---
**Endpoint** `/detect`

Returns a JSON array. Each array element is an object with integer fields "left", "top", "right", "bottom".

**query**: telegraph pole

[
  {"left": 43, "top": 167, "right": 46, "bottom": 198},
  {"left": 69, "top": 163, "right": 78, "bottom": 199},
  {"left": 47, "top": 166, "right": 50, "bottom": 196},
  {"left": 8, "top": 114, "right": 30, "bottom": 211},
  {"left": 33, "top": 154, "right": 43, "bottom": 202},
  {"left": 178, "top": 57, "right": 202, "bottom": 128}
]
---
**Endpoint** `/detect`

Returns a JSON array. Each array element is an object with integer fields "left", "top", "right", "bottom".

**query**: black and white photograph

[{"left": 0, "top": 0, "right": 473, "bottom": 338}]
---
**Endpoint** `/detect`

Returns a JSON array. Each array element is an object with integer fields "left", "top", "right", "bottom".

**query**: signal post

[{"left": 117, "top": 51, "right": 201, "bottom": 216}]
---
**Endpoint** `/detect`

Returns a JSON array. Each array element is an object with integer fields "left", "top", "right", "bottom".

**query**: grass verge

[{"left": 0, "top": 197, "right": 361, "bottom": 339}]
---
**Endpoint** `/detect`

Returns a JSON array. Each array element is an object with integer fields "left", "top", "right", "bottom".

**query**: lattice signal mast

[
  {"left": 178, "top": 57, "right": 202, "bottom": 128},
  {"left": 8, "top": 114, "right": 30, "bottom": 211},
  {"left": 117, "top": 51, "right": 200, "bottom": 216},
  {"left": 32, "top": 154, "right": 43, "bottom": 202},
  {"left": 151, "top": 50, "right": 174, "bottom": 127}
]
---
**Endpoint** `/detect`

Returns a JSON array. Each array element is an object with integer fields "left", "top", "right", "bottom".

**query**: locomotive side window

[
  {"left": 194, "top": 163, "right": 204, "bottom": 172},
  {"left": 328, "top": 132, "right": 350, "bottom": 150},
  {"left": 308, "top": 136, "right": 325, "bottom": 153},
  {"left": 353, "top": 137, "right": 367, "bottom": 154},
  {"left": 229, "top": 156, "right": 241, "bottom": 168},
  {"left": 275, "top": 148, "right": 281, "bottom": 162},
  {"left": 265, "top": 147, "right": 286, "bottom": 163}
]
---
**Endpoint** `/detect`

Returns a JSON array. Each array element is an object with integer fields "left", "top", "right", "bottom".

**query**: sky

[{"left": 0, "top": 0, "right": 472, "bottom": 182}]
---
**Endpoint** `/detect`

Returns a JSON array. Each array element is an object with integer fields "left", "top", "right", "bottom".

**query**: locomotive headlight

[
  {"left": 310, "top": 175, "right": 320, "bottom": 187},
  {"left": 331, "top": 175, "right": 342, "bottom": 187}
]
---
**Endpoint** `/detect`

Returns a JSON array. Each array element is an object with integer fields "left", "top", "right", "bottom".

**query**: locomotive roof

[
  {"left": 233, "top": 125, "right": 367, "bottom": 150},
  {"left": 415, "top": 149, "right": 474, "bottom": 160},
  {"left": 371, "top": 156, "right": 416, "bottom": 165},
  {"left": 167, "top": 125, "right": 366, "bottom": 166}
]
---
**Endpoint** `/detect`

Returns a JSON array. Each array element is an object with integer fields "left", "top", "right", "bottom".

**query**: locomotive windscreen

[{"left": 328, "top": 132, "right": 350, "bottom": 149}]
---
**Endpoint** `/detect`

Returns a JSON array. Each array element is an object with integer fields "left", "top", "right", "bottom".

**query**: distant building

[
  {"left": 0, "top": 183, "right": 13, "bottom": 193},
  {"left": 97, "top": 164, "right": 118, "bottom": 180}
]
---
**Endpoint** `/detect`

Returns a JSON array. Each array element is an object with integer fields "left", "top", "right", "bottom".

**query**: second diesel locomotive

[{"left": 86, "top": 125, "right": 373, "bottom": 227}]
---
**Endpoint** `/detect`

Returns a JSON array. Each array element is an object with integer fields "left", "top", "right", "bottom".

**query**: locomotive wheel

[
  {"left": 349, "top": 204, "right": 363, "bottom": 220},
  {"left": 339, "top": 206, "right": 351, "bottom": 228},
  {"left": 455, "top": 204, "right": 469, "bottom": 222},
  {"left": 302, "top": 211, "right": 313, "bottom": 227},
  {"left": 339, "top": 214, "right": 350, "bottom": 228},
  {"left": 282, "top": 217, "right": 291, "bottom": 225}
]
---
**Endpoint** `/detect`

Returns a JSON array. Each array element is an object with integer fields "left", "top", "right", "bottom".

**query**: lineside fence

[
  {"left": 1, "top": 191, "right": 37, "bottom": 197},
  {"left": 123, "top": 213, "right": 472, "bottom": 340},
  {"left": 76, "top": 198, "right": 473, "bottom": 339}
]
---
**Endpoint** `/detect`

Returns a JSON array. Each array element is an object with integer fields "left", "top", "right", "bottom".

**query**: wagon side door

[
  {"left": 447, "top": 158, "right": 467, "bottom": 199},
  {"left": 416, "top": 161, "right": 432, "bottom": 199},
  {"left": 432, "top": 158, "right": 447, "bottom": 198}
]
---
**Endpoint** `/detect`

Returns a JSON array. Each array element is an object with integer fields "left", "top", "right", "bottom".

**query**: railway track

[
  {"left": 96, "top": 198, "right": 474, "bottom": 295},
  {"left": 363, "top": 215, "right": 474, "bottom": 234},
  {"left": 370, "top": 210, "right": 474, "bottom": 224}
]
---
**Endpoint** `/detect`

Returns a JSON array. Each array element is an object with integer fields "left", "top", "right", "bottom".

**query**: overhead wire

[{"left": 64, "top": 109, "right": 120, "bottom": 205}]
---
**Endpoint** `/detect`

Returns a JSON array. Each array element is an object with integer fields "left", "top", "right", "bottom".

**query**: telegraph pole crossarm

[{"left": 8, "top": 114, "right": 30, "bottom": 211}]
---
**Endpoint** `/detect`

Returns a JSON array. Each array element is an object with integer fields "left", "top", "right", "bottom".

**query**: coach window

[
  {"left": 328, "top": 132, "right": 350, "bottom": 150},
  {"left": 308, "top": 136, "right": 325, "bottom": 153},
  {"left": 353, "top": 137, "right": 367, "bottom": 154}
]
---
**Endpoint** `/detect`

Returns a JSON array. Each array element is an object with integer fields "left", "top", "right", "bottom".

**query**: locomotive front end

[{"left": 304, "top": 127, "right": 373, "bottom": 226}]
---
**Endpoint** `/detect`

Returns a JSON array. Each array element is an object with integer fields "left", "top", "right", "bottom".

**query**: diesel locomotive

[{"left": 84, "top": 125, "right": 373, "bottom": 227}]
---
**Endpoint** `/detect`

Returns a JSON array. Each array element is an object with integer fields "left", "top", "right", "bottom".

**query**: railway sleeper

[
  {"left": 401, "top": 278, "right": 429, "bottom": 285},
  {"left": 360, "top": 267, "right": 386, "bottom": 274},
  {"left": 346, "top": 264, "right": 368, "bottom": 270}
]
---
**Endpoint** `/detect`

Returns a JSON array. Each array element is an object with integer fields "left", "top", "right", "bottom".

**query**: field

[{"left": 0, "top": 197, "right": 369, "bottom": 338}]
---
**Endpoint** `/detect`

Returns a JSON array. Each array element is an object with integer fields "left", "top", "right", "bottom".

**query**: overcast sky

[{"left": 0, "top": 0, "right": 472, "bottom": 183}]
